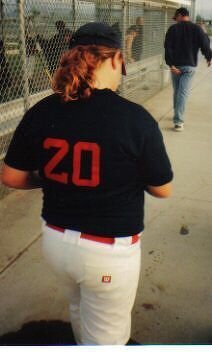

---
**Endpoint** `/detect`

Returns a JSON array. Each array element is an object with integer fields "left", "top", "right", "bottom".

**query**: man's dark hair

[
  {"left": 173, "top": 7, "right": 189, "bottom": 19},
  {"left": 127, "top": 25, "right": 137, "bottom": 35}
]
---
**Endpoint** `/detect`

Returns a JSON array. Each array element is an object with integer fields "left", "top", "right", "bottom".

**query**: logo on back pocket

[{"left": 102, "top": 275, "right": 111, "bottom": 283}]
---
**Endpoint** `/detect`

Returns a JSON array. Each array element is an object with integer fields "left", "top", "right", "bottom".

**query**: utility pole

[
  {"left": 191, "top": 0, "right": 197, "bottom": 22},
  {"left": 17, "top": 0, "right": 30, "bottom": 111},
  {"left": 0, "top": 0, "right": 4, "bottom": 41}
]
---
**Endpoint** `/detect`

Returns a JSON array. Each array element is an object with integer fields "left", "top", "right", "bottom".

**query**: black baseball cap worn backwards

[
  {"left": 173, "top": 7, "right": 189, "bottom": 20},
  {"left": 69, "top": 22, "right": 126, "bottom": 75}
]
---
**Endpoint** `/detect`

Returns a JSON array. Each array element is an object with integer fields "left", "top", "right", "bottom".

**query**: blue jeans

[{"left": 171, "top": 66, "right": 196, "bottom": 125}]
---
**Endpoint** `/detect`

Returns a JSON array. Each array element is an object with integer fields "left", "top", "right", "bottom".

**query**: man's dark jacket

[{"left": 164, "top": 21, "right": 212, "bottom": 67}]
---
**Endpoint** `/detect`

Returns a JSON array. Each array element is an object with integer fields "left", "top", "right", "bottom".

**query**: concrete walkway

[{"left": 0, "top": 59, "right": 211, "bottom": 344}]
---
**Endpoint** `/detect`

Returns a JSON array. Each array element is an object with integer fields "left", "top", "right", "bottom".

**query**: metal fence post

[
  {"left": 17, "top": 0, "right": 30, "bottom": 112},
  {"left": 120, "top": 0, "right": 127, "bottom": 97},
  {"left": 161, "top": 5, "right": 169, "bottom": 89},
  {"left": 72, "top": 0, "right": 76, "bottom": 32},
  {"left": 0, "top": 0, "right": 4, "bottom": 42},
  {"left": 190, "top": 0, "right": 196, "bottom": 22}
]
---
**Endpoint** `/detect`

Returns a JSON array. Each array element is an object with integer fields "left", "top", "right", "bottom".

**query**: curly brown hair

[{"left": 52, "top": 45, "right": 120, "bottom": 102}]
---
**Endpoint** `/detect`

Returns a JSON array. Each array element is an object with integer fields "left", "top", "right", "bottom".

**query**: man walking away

[
  {"left": 164, "top": 7, "right": 212, "bottom": 132},
  {"left": 132, "top": 16, "right": 144, "bottom": 62}
]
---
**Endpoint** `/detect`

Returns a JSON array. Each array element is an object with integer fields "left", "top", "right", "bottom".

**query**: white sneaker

[{"left": 174, "top": 124, "right": 184, "bottom": 132}]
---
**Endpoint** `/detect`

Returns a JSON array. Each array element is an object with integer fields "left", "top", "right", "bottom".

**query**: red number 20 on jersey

[{"left": 43, "top": 138, "right": 100, "bottom": 187}]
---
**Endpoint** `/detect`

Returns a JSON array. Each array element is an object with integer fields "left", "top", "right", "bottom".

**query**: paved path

[
  {"left": 133, "top": 60, "right": 212, "bottom": 344},
  {"left": 0, "top": 59, "right": 211, "bottom": 344}
]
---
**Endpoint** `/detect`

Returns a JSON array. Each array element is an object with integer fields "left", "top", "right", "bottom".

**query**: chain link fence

[{"left": 0, "top": 0, "right": 193, "bottom": 198}]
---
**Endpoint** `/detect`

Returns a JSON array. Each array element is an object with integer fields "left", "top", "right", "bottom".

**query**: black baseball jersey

[{"left": 5, "top": 89, "right": 173, "bottom": 236}]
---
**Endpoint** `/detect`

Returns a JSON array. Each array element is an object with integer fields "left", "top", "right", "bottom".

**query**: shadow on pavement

[
  {"left": 0, "top": 320, "right": 140, "bottom": 346},
  {"left": 0, "top": 320, "right": 76, "bottom": 346}
]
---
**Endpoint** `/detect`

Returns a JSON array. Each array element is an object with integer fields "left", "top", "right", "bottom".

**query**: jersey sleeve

[
  {"left": 4, "top": 111, "right": 39, "bottom": 171},
  {"left": 141, "top": 121, "right": 173, "bottom": 186}
]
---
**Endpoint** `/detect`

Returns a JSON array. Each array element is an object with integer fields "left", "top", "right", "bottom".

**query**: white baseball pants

[{"left": 42, "top": 222, "right": 141, "bottom": 345}]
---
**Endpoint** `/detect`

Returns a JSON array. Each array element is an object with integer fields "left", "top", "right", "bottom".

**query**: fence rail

[{"left": 0, "top": 0, "right": 193, "bottom": 198}]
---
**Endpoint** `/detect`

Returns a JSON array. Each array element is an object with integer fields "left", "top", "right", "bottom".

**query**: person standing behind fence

[
  {"left": 25, "top": 34, "right": 39, "bottom": 90},
  {"left": 132, "top": 16, "right": 144, "bottom": 62},
  {"left": 111, "top": 22, "right": 121, "bottom": 42},
  {"left": 37, "top": 21, "right": 72, "bottom": 74},
  {"left": 2, "top": 22, "right": 173, "bottom": 345},
  {"left": 51, "top": 21, "right": 72, "bottom": 68},
  {"left": 164, "top": 7, "right": 212, "bottom": 132},
  {"left": 0, "top": 39, "right": 12, "bottom": 101},
  {"left": 126, "top": 25, "right": 138, "bottom": 63}
]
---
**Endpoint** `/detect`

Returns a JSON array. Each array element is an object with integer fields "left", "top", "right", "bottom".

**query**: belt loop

[
  {"left": 114, "top": 237, "right": 132, "bottom": 246},
  {"left": 63, "top": 229, "right": 81, "bottom": 244}
]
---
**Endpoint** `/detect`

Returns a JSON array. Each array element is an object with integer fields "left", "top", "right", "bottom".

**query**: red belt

[{"left": 46, "top": 224, "right": 139, "bottom": 245}]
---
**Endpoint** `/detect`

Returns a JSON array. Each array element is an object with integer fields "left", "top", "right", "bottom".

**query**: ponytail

[{"left": 52, "top": 45, "right": 118, "bottom": 102}]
